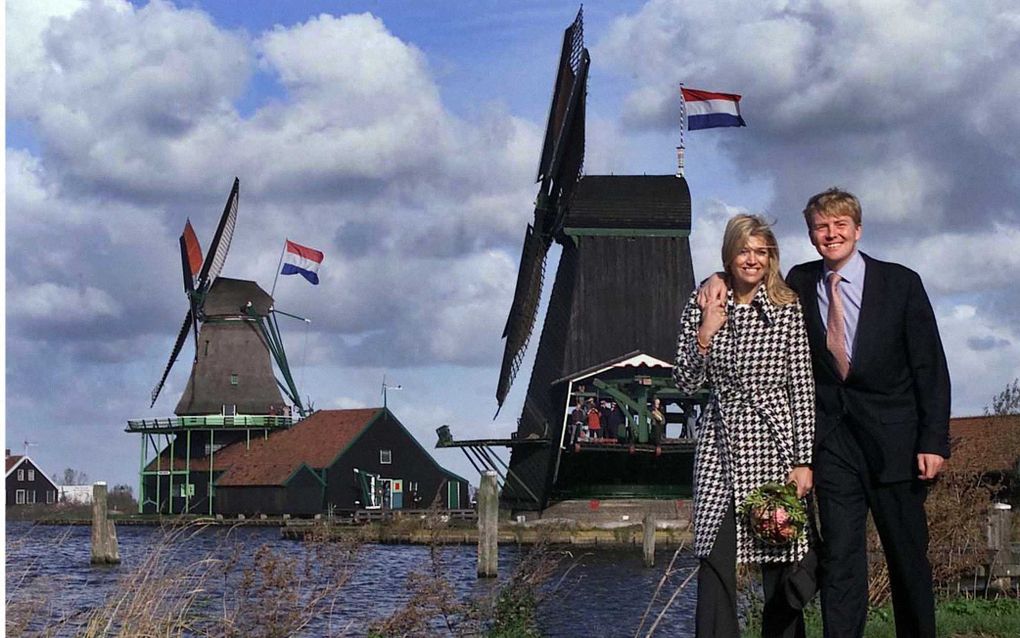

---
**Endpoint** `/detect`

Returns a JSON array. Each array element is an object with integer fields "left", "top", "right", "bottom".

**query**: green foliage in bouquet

[{"left": 738, "top": 482, "right": 808, "bottom": 546}]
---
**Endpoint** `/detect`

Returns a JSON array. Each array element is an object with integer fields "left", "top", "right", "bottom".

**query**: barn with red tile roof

[
  {"left": 948, "top": 414, "right": 1020, "bottom": 494},
  {"left": 214, "top": 407, "right": 469, "bottom": 516}
]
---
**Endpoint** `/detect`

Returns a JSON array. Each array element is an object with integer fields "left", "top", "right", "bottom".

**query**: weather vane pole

[{"left": 382, "top": 374, "right": 402, "bottom": 408}]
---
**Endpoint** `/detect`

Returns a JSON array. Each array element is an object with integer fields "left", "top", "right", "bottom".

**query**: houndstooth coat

[{"left": 673, "top": 285, "right": 815, "bottom": 564}]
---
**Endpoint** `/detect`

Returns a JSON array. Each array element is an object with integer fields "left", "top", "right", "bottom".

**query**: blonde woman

[{"left": 674, "top": 214, "right": 816, "bottom": 638}]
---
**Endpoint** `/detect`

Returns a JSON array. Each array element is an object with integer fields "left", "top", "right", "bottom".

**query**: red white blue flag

[
  {"left": 681, "top": 88, "right": 746, "bottom": 130},
  {"left": 281, "top": 240, "right": 324, "bottom": 285}
]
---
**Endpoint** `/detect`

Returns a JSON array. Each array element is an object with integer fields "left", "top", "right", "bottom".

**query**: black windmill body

[
  {"left": 496, "top": 9, "right": 701, "bottom": 510},
  {"left": 129, "top": 179, "right": 305, "bottom": 515}
]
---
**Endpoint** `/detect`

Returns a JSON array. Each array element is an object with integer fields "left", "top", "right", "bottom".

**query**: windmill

[
  {"left": 492, "top": 8, "right": 701, "bottom": 510},
  {"left": 129, "top": 178, "right": 307, "bottom": 514}
]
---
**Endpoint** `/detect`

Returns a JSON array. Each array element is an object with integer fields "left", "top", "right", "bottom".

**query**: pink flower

[{"left": 773, "top": 507, "right": 790, "bottom": 526}]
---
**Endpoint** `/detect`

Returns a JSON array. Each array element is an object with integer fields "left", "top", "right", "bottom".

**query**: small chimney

[{"left": 5, "top": 449, "right": 9, "bottom": 458}]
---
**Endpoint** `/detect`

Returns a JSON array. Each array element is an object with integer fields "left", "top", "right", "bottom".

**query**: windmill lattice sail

[
  {"left": 497, "top": 7, "right": 589, "bottom": 409},
  {"left": 151, "top": 309, "right": 194, "bottom": 406}
]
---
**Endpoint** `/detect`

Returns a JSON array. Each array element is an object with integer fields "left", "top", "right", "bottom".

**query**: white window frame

[
  {"left": 27, "top": 469, "right": 35, "bottom": 481},
  {"left": 28, "top": 491, "right": 36, "bottom": 504},
  {"left": 17, "top": 469, "right": 23, "bottom": 481},
  {"left": 379, "top": 449, "right": 392, "bottom": 465},
  {"left": 16, "top": 489, "right": 26, "bottom": 504},
  {"left": 46, "top": 490, "right": 55, "bottom": 504}
]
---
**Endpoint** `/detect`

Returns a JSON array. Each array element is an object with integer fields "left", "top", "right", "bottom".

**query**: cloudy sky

[{"left": 7, "top": 0, "right": 1019, "bottom": 491}]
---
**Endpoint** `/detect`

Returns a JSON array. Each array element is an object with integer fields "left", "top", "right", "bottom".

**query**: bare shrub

[
  {"left": 986, "top": 378, "right": 1020, "bottom": 416},
  {"left": 867, "top": 420, "right": 1020, "bottom": 605}
]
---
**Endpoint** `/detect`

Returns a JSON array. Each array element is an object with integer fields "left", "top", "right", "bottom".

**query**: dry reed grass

[
  {"left": 6, "top": 519, "right": 360, "bottom": 638},
  {"left": 366, "top": 518, "right": 566, "bottom": 638},
  {"left": 8, "top": 509, "right": 576, "bottom": 637}
]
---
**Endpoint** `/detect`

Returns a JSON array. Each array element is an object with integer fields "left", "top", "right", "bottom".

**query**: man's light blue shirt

[{"left": 817, "top": 250, "right": 865, "bottom": 364}]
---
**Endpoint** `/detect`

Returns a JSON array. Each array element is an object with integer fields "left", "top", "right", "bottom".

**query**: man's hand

[
  {"left": 696, "top": 272, "right": 728, "bottom": 311},
  {"left": 788, "top": 466, "right": 814, "bottom": 498},
  {"left": 917, "top": 453, "right": 945, "bottom": 480}
]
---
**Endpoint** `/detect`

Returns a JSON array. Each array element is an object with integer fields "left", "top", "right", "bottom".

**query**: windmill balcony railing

[{"left": 125, "top": 414, "right": 295, "bottom": 432}]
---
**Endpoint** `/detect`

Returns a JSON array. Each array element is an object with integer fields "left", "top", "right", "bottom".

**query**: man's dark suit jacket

[{"left": 786, "top": 253, "right": 951, "bottom": 483}]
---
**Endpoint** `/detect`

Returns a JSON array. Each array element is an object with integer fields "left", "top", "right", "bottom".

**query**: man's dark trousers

[{"left": 814, "top": 425, "right": 935, "bottom": 638}]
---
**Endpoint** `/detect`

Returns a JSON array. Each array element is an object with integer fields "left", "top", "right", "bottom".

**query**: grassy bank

[{"left": 743, "top": 598, "right": 1020, "bottom": 638}]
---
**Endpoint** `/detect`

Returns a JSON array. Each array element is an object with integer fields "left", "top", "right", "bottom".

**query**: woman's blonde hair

[{"left": 721, "top": 214, "right": 798, "bottom": 306}]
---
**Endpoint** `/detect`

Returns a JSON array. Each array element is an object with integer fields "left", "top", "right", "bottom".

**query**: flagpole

[
  {"left": 677, "top": 82, "right": 686, "bottom": 177},
  {"left": 270, "top": 239, "right": 287, "bottom": 300}
]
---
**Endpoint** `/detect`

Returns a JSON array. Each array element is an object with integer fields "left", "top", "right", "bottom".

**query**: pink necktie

[{"left": 826, "top": 272, "right": 850, "bottom": 380}]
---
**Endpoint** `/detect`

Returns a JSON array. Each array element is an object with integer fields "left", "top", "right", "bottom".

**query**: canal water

[{"left": 5, "top": 521, "right": 725, "bottom": 637}]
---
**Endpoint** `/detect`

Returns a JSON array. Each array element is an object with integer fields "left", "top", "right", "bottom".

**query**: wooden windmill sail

[{"left": 496, "top": 9, "right": 698, "bottom": 510}]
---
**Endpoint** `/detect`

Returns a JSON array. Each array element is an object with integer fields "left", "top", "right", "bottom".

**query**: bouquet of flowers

[{"left": 738, "top": 482, "right": 808, "bottom": 546}]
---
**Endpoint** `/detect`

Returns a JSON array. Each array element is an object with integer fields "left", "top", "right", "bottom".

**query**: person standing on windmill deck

[
  {"left": 674, "top": 214, "right": 816, "bottom": 638},
  {"left": 697, "top": 189, "right": 950, "bottom": 638}
]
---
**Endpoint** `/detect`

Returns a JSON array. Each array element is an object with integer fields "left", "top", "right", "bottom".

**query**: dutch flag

[
  {"left": 681, "top": 88, "right": 746, "bottom": 130},
  {"left": 281, "top": 240, "right": 324, "bottom": 285}
]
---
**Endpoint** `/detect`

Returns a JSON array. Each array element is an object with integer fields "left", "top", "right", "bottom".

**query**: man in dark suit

[
  {"left": 700, "top": 188, "right": 950, "bottom": 637},
  {"left": 788, "top": 188, "right": 950, "bottom": 638}
]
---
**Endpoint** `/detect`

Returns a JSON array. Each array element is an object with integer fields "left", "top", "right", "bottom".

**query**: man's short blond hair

[{"left": 802, "top": 188, "right": 862, "bottom": 227}]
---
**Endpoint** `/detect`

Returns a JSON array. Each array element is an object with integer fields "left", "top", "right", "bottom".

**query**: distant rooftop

[{"left": 949, "top": 414, "right": 1020, "bottom": 472}]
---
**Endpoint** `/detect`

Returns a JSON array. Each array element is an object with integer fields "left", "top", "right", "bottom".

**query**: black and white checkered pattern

[{"left": 674, "top": 286, "right": 815, "bottom": 563}]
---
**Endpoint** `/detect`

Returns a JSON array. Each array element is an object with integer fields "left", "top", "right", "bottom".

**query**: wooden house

[
  {"left": 214, "top": 408, "right": 469, "bottom": 517},
  {"left": 6, "top": 450, "right": 59, "bottom": 506}
]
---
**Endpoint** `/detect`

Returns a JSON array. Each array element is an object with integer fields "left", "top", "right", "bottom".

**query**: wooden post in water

[
  {"left": 90, "top": 482, "right": 121, "bottom": 565},
  {"left": 643, "top": 513, "right": 656, "bottom": 567},
  {"left": 477, "top": 471, "right": 499, "bottom": 578}
]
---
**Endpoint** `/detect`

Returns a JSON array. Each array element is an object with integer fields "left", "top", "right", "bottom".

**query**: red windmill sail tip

[{"left": 182, "top": 219, "right": 204, "bottom": 277}]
